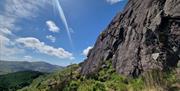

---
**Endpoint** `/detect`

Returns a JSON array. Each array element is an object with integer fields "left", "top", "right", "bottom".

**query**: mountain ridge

[{"left": 0, "top": 60, "right": 63, "bottom": 75}]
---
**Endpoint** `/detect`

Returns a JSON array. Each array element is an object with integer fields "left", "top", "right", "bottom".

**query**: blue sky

[{"left": 0, "top": 0, "right": 127, "bottom": 66}]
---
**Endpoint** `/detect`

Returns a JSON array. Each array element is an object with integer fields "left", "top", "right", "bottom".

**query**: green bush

[
  {"left": 106, "top": 80, "right": 127, "bottom": 91},
  {"left": 63, "top": 80, "right": 80, "bottom": 91},
  {"left": 77, "top": 80, "right": 95, "bottom": 91},
  {"left": 128, "top": 78, "right": 144, "bottom": 91},
  {"left": 93, "top": 82, "right": 106, "bottom": 91}
]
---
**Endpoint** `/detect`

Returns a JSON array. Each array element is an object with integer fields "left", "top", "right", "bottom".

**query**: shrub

[
  {"left": 63, "top": 80, "right": 80, "bottom": 91},
  {"left": 93, "top": 82, "right": 106, "bottom": 91},
  {"left": 128, "top": 78, "right": 144, "bottom": 91},
  {"left": 77, "top": 80, "right": 95, "bottom": 91},
  {"left": 105, "top": 80, "right": 127, "bottom": 91}
]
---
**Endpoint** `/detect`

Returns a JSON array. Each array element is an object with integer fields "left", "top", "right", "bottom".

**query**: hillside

[
  {"left": 19, "top": 62, "right": 180, "bottom": 91},
  {"left": 0, "top": 61, "right": 63, "bottom": 75},
  {"left": 0, "top": 71, "right": 44, "bottom": 91}
]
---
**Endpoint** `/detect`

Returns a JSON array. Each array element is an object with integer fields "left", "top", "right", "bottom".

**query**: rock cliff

[{"left": 81, "top": 0, "right": 180, "bottom": 76}]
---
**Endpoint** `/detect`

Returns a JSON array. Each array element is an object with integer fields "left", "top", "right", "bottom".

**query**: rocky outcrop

[{"left": 81, "top": 0, "right": 180, "bottom": 76}]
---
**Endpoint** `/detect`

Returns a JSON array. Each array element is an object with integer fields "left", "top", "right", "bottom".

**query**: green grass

[
  {"left": 19, "top": 61, "right": 180, "bottom": 91},
  {"left": 62, "top": 60, "right": 145, "bottom": 91},
  {"left": 19, "top": 64, "right": 79, "bottom": 91}
]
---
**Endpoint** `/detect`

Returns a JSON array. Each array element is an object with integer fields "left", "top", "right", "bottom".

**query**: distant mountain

[{"left": 0, "top": 61, "right": 63, "bottom": 75}]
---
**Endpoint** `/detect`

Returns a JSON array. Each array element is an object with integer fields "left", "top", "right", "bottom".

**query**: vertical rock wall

[{"left": 81, "top": 0, "right": 180, "bottom": 76}]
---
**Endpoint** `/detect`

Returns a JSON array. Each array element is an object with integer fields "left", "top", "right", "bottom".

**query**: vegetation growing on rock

[{"left": 19, "top": 60, "right": 180, "bottom": 91}]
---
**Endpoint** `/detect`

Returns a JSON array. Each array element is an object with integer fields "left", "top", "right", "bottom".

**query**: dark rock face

[{"left": 81, "top": 0, "right": 180, "bottom": 76}]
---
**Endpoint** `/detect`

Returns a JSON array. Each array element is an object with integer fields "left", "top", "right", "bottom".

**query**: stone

[
  {"left": 152, "top": 53, "right": 159, "bottom": 60},
  {"left": 81, "top": 0, "right": 180, "bottom": 76}
]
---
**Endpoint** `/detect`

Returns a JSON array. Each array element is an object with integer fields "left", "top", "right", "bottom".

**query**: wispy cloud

[
  {"left": 82, "top": 46, "right": 93, "bottom": 56},
  {"left": 0, "top": 34, "right": 10, "bottom": 47},
  {"left": 0, "top": 33, "right": 24, "bottom": 59},
  {"left": 0, "top": 0, "right": 51, "bottom": 61},
  {"left": 0, "top": 28, "right": 12, "bottom": 36},
  {"left": 0, "top": 27, "right": 24, "bottom": 59},
  {"left": 0, "top": 15, "right": 16, "bottom": 30},
  {"left": 53, "top": 0, "right": 73, "bottom": 46},
  {"left": 4, "top": 0, "right": 50, "bottom": 18},
  {"left": 16, "top": 37, "right": 74, "bottom": 59},
  {"left": 0, "top": 0, "right": 51, "bottom": 32},
  {"left": 46, "top": 35, "right": 56, "bottom": 43},
  {"left": 106, "top": 0, "right": 124, "bottom": 4},
  {"left": 46, "top": 20, "right": 60, "bottom": 33},
  {"left": 24, "top": 55, "right": 33, "bottom": 61}
]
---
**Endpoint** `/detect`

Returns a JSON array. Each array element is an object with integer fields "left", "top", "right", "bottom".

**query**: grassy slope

[
  {"left": 19, "top": 64, "right": 79, "bottom": 91},
  {"left": 0, "top": 71, "right": 44, "bottom": 91},
  {"left": 19, "top": 60, "right": 180, "bottom": 91}
]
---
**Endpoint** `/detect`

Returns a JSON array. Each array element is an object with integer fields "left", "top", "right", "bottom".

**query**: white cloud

[
  {"left": 24, "top": 55, "right": 32, "bottom": 61},
  {"left": 0, "top": 15, "right": 16, "bottom": 30},
  {"left": 0, "top": 0, "right": 76, "bottom": 62},
  {"left": 16, "top": 37, "right": 74, "bottom": 59},
  {"left": 46, "top": 35, "right": 56, "bottom": 43},
  {"left": 46, "top": 20, "right": 60, "bottom": 33},
  {"left": 82, "top": 46, "right": 93, "bottom": 56},
  {"left": 106, "top": 0, "right": 124, "bottom": 4},
  {"left": 0, "top": 25, "right": 24, "bottom": 58},
  {"left": 4, "top": 0, "right": 51, "bottom": 18},
  {"left": 69, "top": 28, "right": 75, "bottom": 33},
  {"left": 0, "top": 28, "right": 12, "bottom": 35},
  {"left": 0, "top": 0, "right": 52, "bottom": 33},
  {"left": 0, "top": 35, "right": 10, "bottom": 46},
  {"left": 0, "top": 34, "right": 24, "bottom": 58},
  {"left": 0, "top": 0, "right": 58, "bottom": 61}
]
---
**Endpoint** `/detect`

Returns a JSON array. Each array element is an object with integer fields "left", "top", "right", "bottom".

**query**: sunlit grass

[{"left": 19, "top": 60, "right": 179, "bottom": 91}]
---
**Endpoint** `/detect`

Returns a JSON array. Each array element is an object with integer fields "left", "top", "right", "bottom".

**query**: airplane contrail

[{"left": 53, "top": 0, "right": 73, "bottom": 47}]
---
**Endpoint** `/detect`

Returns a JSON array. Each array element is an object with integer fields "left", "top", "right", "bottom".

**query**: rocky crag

[{"left": 81, "top": 0, "right": 180, "bottom": 77}]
